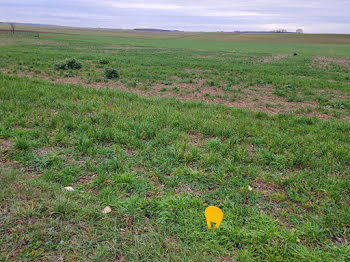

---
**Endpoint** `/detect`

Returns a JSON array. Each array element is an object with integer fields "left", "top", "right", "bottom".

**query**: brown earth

[{"left": 311, "top": 56, "right": 350, "bottom": 69}]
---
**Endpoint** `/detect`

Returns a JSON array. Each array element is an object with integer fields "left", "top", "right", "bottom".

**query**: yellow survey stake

[{"left": 205, "top": 206, "right": 223, "bottom": 229}]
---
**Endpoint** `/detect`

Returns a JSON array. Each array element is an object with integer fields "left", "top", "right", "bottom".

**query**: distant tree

[
  {"left": 296, "top": 28, "right": 304, "bottom": 34},
  {"left": 9, "top": 23, "right": 16, "bottom": 34},
  {"left": 275, "top": 29, "right": 287, "bottom": 33}
]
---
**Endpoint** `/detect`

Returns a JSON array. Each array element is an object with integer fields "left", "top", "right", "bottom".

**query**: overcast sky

[{"left": 1, "top": 0, "right": 350, "bottom": 33}]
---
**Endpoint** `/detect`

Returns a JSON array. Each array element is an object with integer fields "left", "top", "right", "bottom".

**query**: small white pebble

[
  {"left": 64, "top": 186, "right": 74, "bottom": 191},
  {"left": 102, "top": 206, "right": 112, "bottom": 214},
  {"left": 248, "top": 185, "right": 253, "bottom": 191}
]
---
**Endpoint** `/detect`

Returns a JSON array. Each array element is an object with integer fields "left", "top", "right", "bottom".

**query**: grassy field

[{"left": 0, "top": 29, "right": 349, "bottom": 261}]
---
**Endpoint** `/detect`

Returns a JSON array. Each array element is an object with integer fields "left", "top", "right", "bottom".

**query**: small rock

[
  {"left": 296, "top": 238, "right": 301, "bottom": 243},
  {"left": 248, "top": 185, "right": 253, "bottom": 191},
  {"left": 102, "top": 206, "right": 112, "bottom": 214},
  {"left": 64, "top": 186, "right": 74, "bottom": 191}
]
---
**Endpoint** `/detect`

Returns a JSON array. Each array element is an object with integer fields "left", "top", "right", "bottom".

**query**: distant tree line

[
  {"left": 274, "top": 29, "right": 288, "bottom": 33},
  {"left": 273, "top": 28, "right": 304, "bottom": 34}
]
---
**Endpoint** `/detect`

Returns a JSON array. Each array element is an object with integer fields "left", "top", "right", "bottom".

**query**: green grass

[
  {"left": 0, "top": 31, "right": 350, "bottom": 261},
  {"left": 1, "top": 73, "right": 349, "bottom": 261},
  {"left": 1, "top": 33, "right": 350, "bottom": 121},
  {"left": 37, "top": 32, "right": 350, "bottom": 56}
]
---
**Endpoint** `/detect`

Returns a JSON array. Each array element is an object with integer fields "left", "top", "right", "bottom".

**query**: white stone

[{"left": 102, "top": 206, "right": 112, "bottom": 214}]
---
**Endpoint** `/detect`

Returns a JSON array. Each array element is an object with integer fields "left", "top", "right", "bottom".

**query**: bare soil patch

[
  {"left": 245, "top": 54, "right": 292, "bottom": 64},
  {"left": 154, "top": 84, "right": 335, "bottom": 120},
  {"left": 311, "top": 56, "right": 350, "bottom": 69},
  {"left": 175, "top": 183, "right": 198, "bottom": 195},
  {"left": 262, "top": 54, "right": 292, "bottom": 63},
  {"left": 252, "top": 179, "right": 281, "bottom": 196},
  {"left": 55, "top": 77, "right": 82, "bottom": 84},
  {"left": 0, "top": 139, "right": 13, "bottom": 154}
]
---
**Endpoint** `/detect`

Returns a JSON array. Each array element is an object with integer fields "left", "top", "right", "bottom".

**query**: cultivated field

[{"left": 0, "top": 28, "right": 349, "bottom": 261}]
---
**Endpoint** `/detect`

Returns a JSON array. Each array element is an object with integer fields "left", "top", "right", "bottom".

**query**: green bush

[
  {"left": 54, "top": 58, "right": 82, "bottom": 71},
  {"left": 66, "top": 58, "right": 82, "bottom": 70},
  {"left": 104, "top": 68, "right": 119, "bottom": 79},
  {"left": 54, "top": 62, "right": 67, "bottom": 70}
]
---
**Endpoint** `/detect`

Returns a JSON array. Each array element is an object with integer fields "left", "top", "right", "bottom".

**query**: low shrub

[
  {"left": 54, "top": 58, "right": 82, "bottom": 71},
  {"left": 54, "top": 62, "right": 67, "bottom": 70},
  {"left": 66, "top": 58, "right": 82, "bottom": 70},
  {"left": 104, "top": 68, "right": 119, "bottom": 79}
]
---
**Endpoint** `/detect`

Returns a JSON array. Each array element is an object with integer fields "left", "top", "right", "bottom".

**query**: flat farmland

[{"left": 0, "top": 29, "right": 349, "bottom": 261}]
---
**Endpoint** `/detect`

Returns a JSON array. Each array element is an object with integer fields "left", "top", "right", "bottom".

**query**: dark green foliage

[
  {"left": 104, "top": 67, "right": 119, "bottom": 79},
  {"left": 65, "top": 58, "right": 82, "bottom": 70},
  {"left": 54, "top": 58, "right": 82, "bottom": 71},
  {"left": 54, "top": 61, "right": 67, "bottom": 70}
]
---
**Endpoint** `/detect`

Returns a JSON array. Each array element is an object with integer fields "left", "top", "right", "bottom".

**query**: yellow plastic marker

[{"left": 205, "top": 206, "right": 223, "bottom": 229}]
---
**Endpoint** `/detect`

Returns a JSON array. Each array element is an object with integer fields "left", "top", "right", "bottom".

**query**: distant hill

[
  {"left": 134, "top": 28, "right": 184, "bottom": 32},
  {"left": 232, "top": 30, "right": 295, "bottom": 34}
]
